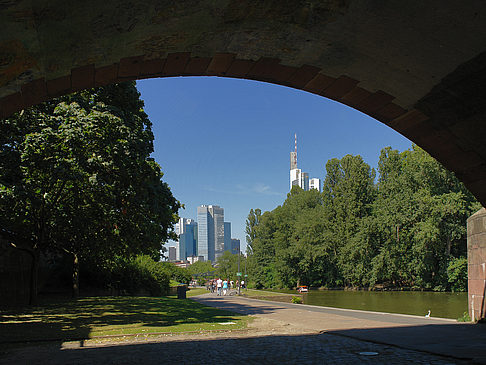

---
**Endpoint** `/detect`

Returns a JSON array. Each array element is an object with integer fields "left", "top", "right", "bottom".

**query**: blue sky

[{"left": 136, "top": 77, "right": 412, "bottom": 252}]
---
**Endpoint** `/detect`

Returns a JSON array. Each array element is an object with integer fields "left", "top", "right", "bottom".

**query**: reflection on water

[{"left": 274, "top": 289, "right": 467, "bottom": 319}]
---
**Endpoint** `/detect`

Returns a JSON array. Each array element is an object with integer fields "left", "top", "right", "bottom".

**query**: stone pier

[{"left": 467, "top": 207, "right": 486, "bottom": 321}]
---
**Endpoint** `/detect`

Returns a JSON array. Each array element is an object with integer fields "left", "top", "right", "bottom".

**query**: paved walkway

[
  {"left": 193, "top": 293, "right": 486, "bottom": 364},
  {"left": 1, "top": 293, "right": 485, "bottom": 364}
]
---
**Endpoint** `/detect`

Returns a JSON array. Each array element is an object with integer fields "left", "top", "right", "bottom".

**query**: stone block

[
  {"left": 286, "top": 65, "right": 320, "bottom": 89},
  {"left": 21, "top": 78, "right": 48, "bottom": 107},
  {"left": 0, "top": 92, "right": 24, "bottom": 118},
  {"left": 225, "top": 59, "right": 254, "bottom": 78},
  {"left": 322, "top": 75, "right": 359, "bottom": 100},
  {"left": 303, "top": 73, "right": 335, "bottom": 95},
  {"left": 468, "top": 279, "right": 486, "bottom": 296},
  {"left": 468, "top": 263, "right": 486, "bottom": 280},
  {"left": 118, "top": 56, "right": 143, "bottom": 78},
  {"left": 374, "top": 102, "right": 406, "bottom": 123},
  {"left": 442, "top": 150, "right": 483, "bottom": 172},
  {"left": 357, "top": 90, "right": 395, "bottom": 115},
  {"left": 162, "top": 52, "right": 190, "bottom": 76},
  {"left": 46, "top": 75, "right": 71, "bottom": 98},
  {"left": 266, "top": 64, "right": 297, "bottom": 85},
  {"left": 388, "top": 109, "right": 429, "bottom": 133},
  {"left": 184, "top": 57, "right": 211, "bottom": 75},
  {"left": 95, "top": 64, "right": 119, "bottom": 87},
  {"left": 246, "top": 57, "right": 280, "bottom": 80},
  {"left": 206, "top": 53, "right": 236, "bottom": 76},
  {"left": 341, "top": 87, "right": 371, "bottom": 107},
  {"left": 139, "top": 58, "right": 166, "bottom": 78},
  {"left": 71, "top": 65, "right": 95, "bottom": 92}
]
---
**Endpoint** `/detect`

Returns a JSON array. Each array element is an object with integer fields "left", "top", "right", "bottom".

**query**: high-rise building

[
  {"left": 197, "top": 205, "right": 225, "bottom": 262},
  {"left": 289, "top": 134, "right": 318, "bottom": 192},
  {"left": 168, "top": 246, "right": 176, "bottom": 262},
  {"left": 309, "top": 178, "right": 321, "bottom": 192},
  {"left": 197, "top": 206, "right": 213, "bottom": 262},
  {"left": 176, "top": 218, "right": 197, "bottom": 261},
  {"left": 224, "top": 222, "right": 231, "bottom": 253},
  {"left": 231, "top": 238, "right": 241, "bottom": 255}
]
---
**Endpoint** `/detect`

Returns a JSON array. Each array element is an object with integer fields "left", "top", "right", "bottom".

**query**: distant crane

[{"left": 425, "top": 310, "right": 431, "bottom": 318}]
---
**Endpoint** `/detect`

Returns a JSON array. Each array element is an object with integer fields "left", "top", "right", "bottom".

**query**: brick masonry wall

[{"left": 467, "top": 208, "right": 486, "bottom": 321}]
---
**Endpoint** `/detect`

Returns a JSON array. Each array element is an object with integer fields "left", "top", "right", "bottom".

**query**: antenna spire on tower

[{"left": 295, "top": 133, "right": 297, "bottom": 165}]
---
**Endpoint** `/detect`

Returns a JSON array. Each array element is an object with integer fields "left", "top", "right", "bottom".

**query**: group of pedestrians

[{"left": 206, "top": 278, "right": 246, "bottom": 295}]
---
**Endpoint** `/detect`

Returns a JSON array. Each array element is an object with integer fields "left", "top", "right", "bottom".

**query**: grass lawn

[
  {"left": 239, "top": 289, "right": 302, "bottom": 303},
  {"left": 0, "top": 296, "right": 250, "bottom": 344}
]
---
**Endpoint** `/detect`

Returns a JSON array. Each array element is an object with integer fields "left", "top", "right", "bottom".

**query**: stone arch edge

[{"left": 1, "top": 52, "right": 485, "bottom": 205}]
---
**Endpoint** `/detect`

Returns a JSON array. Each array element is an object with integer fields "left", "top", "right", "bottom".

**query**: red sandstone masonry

[
  {"left": 225, "top": 59, "right": 254, "bottom": 78},
  {"left": 266, "top": 63, "right": 297, "bottom": 85},
  {"left": 374, "top": 102, "right": 406, "bottom": 122},
  {"left": 184, "top": 57, "right": 211, "bottom": 76},
  {"left": 46, "top": 75, "right": 71, "bottom": 98},
  {"left": 357, "top": 90, "right": 395, "bottom": 115},
  {"left": 0, "top": 92, "right": 24, "bottom": 118},
  {"left": 246, "top": 58, "right": 281, "bottom": 80},
  {"left": 119, "top": 56, "right": 144, "bottom": 78},
  {"left": 21, "top": 78, "right": 48, "bottom": 107},
  {"left": 206, "top": 53, "right": 235, "bottom": 76},
  {"left": 71, "top": 65, "right": 95, "bottom": 92},
  {"left": 162, "top": 52, "right": 190, "bottom": 76},
  {"left": 286, "top": 65, "right": 320, "bottom": 89},
  {"left": 341, "top": 86, "right": 372, "bottom": 107},
  {"left": 388, "top": 109, "right": 429, "bottom": 133},
  {"left": 323, "top": 75, "right": 359, "bottom": 100},
  {"left": 95, "top": 64, "right": 119, "bottom": 87},
  {"left": 140, "top": 58, "right": 166, "bottom": 78},
  {"left": 303, "top": 73, "right": 335, "bottom": 95}
]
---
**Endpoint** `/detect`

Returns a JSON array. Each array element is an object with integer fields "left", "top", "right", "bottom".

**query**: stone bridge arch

[{"left": 1, "top": 0, "right": 486, "bottom": 318}]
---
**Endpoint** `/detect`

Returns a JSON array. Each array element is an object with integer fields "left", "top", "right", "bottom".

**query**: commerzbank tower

[{"left": 289, "top": 134, "right": 321, "bottom": 192}]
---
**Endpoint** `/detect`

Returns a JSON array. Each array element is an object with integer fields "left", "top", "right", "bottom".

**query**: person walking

[
  {"left": 216, "top": 278, "right": 223, "bottom": 296},
  {"left": 222, "top": 279, "right": 228, "bottom": 296}
]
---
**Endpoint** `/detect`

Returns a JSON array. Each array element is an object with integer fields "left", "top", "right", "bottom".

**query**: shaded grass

[
  {"left": 0, "top": 296, "right": 250, "bottom": 344},
  {"left": 185, "top": 288, "right": 208, "bottom": 297}
]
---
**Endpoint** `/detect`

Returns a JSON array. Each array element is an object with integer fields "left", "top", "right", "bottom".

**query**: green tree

[
  {"left": 245, "top": 208, "right": 261, "bottom": 255},
  {"left": 0, "top": 82, "right": 180, "bottom": 302}
]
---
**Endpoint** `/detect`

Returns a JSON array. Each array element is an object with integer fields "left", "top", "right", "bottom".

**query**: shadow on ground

[
  {"left": 0, "top": 331, "right": 469, "bottom": 365},
  {"left": 0, "top": 297, "right": 243, "bottom": 345},
  {"left": 329, "top": 322, "right": 486, "bottom": 364}
]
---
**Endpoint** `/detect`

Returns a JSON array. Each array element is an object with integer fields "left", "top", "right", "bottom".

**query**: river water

[{"left": 274, "top": 289, "right": 468, "bottom": 319}]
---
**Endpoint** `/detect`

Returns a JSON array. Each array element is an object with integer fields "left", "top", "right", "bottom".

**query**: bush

[
  {"left": 291, "top": 296, "right": 303, "bottom": 304},
  {"left": 458, "top": 311, "right": 471, "bottom": 322},
  {"left": 112, "top": 255, "right": 170, "bottom": 296},
  {"left": 447, "top": 257, "right": 468, "bottom": 292}
]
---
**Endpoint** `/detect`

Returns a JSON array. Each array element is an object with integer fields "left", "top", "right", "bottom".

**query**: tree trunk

[
  {"left": 72, "top": 253, "right": 79, "bottom": 298},
  {"left": 29, "top": 250, "right": 39, "bottom": 305}
]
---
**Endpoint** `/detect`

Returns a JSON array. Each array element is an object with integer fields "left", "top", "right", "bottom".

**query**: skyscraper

[
  {"left": 197, "top": 205, "right": 213, "bottom": 262},
  {"left": 197, "top": 205, "right": 225, "bottom": 262},
  {"left": 231, "top": 238, "right": 241, "bottom": 255},
  {"left": 289, "top": 134, "right": 319, "bottom": 192},
  {"left": 310, "top": 178, "right": 321, "bottom": 192},
  {"left": 224, "top": 222, "right": 231, "bottom": 253},
  {"left": 176, "top": 218, "right": 197, "bottom": 261}
]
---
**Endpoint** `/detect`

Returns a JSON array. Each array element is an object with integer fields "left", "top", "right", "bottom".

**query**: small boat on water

[{"left": 297, "top": 286, "right": 308, "bottom": 293}]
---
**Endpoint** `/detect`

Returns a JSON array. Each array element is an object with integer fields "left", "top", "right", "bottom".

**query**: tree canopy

[
  {"left": 0, "top": 82, "right": 180, "bottom": 302},
  {"left": 246, "top": 146, "right": 479, "bottom": 291}
]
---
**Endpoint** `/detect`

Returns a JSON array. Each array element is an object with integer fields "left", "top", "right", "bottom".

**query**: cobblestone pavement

[
  {"left": 0, "top": 293, "right": 481, "bottom": 365},
  {"left": 0, "top": 315, "right": 473, "bottom": 365},
  {"left": 0, "top": 329, "right": 468, "bottom": 365}
]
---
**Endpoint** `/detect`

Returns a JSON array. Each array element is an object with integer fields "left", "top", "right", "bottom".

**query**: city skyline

[
  {"left": 136, "top": 76, "right": 413, "bottom": 253},
  {"left": 174, "top": 204, "right": 239, "bottom": 262},
  {"left": 290, "top": 133, "right": 320, "bottom": 192}
]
